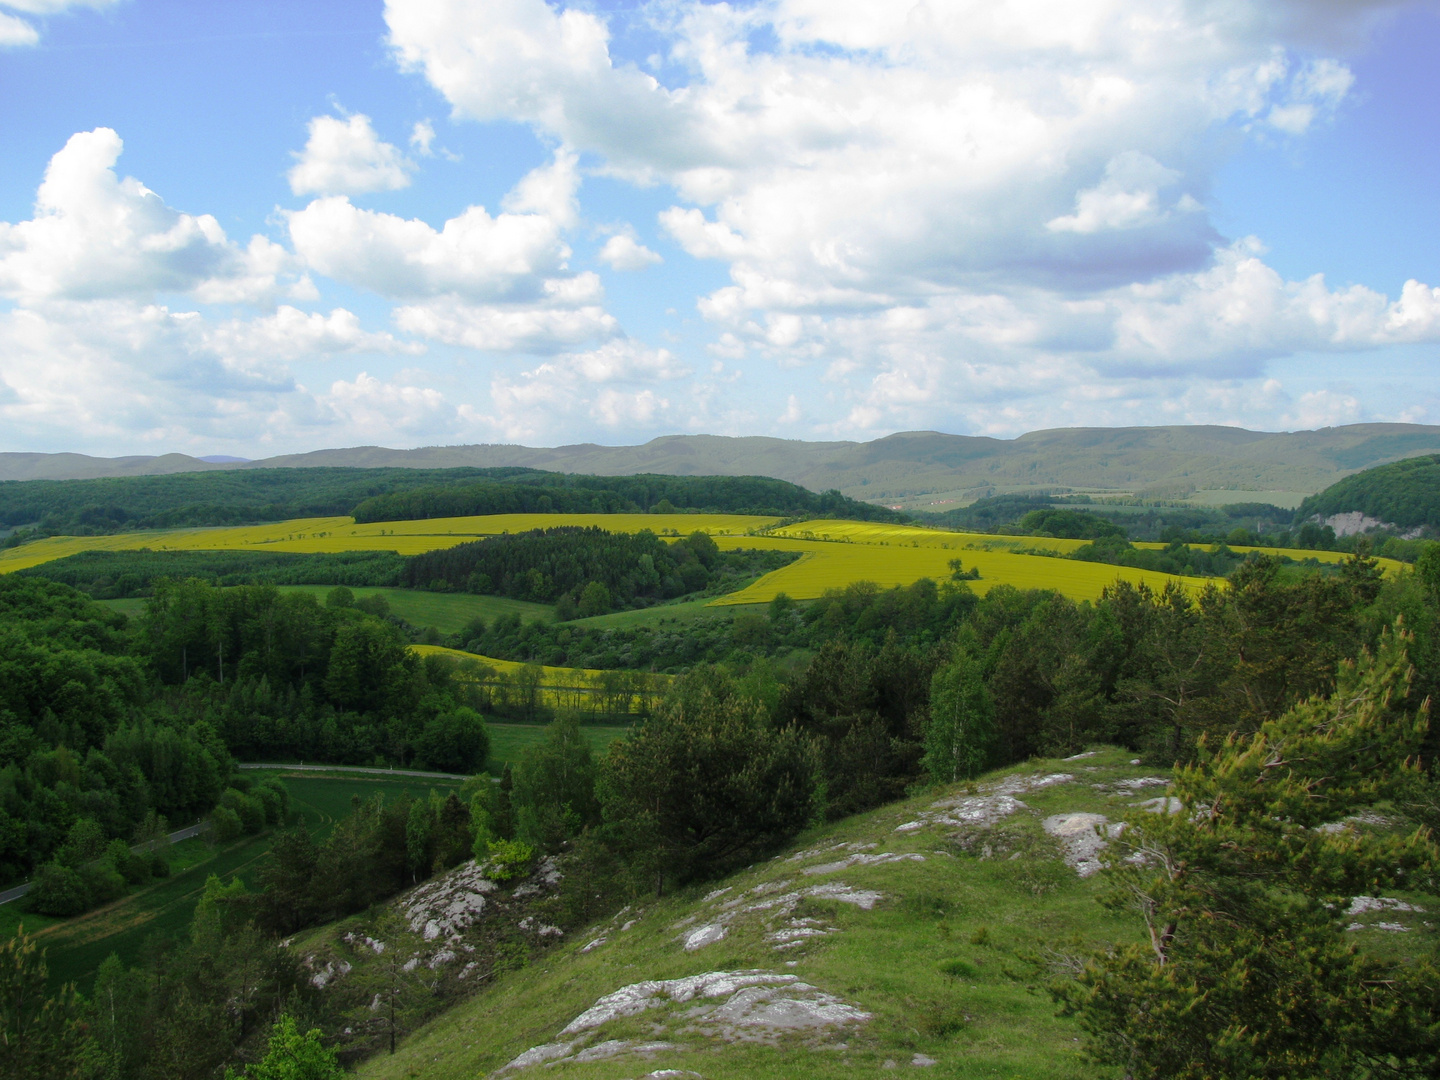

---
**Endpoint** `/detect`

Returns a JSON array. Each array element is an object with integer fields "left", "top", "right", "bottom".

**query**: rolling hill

[{"left": 8, "top": 423, "right": 1440, "bottom": 507}]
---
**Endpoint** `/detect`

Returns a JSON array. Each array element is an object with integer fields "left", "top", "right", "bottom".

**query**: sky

[{"left": 1, "top": 0, "right": 1438, "bottom": 457}]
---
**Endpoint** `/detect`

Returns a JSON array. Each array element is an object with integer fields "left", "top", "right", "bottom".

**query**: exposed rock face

[
  {"left": 1042, "top": 813, "right": 1122, "bottom": 877},
  {"left": 498, "top": 970, "right": 871, "bottom": 1074},
  {"left": 1317, "top": 511, "right": 1423, "bottom": 539}
]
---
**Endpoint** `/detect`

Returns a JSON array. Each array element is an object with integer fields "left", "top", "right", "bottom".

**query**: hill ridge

[{"left": 8, "top": 423, "right": 1440, "bottom": 506}]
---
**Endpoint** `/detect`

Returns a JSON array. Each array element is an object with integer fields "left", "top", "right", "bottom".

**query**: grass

[
  {"left": 485, "top": 721, "right": 630, "bottom": 773},
  {"left": 347, "top": 748, "right": 1179, "bottom": 1080},
  {"left": 16, "top": 772, "right": 461, "bottom": 993},
  {"left": 274, "top": 585, "right": 553, "bottom": 633}
]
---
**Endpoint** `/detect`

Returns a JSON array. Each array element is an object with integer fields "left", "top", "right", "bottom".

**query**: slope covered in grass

[{"left": 308, "top": 750, "right": 1156, "bottom": 1079}]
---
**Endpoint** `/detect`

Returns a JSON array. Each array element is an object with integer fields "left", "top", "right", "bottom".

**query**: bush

[
  {"left": 483, "top": 838, "right": 536, "bottom": 882},
  {"left": 107, "top": 838, "right": 150, "bottom": 885},
  {"left": 221, "top": 788, "right": 265, "bottom": 834},
  {"left": 415, "top": 707, "right": 490, "bottom": 774},
  {"left": 27, "top": 862, "right": 92, "bottom": 916},
  {"left": 211, "top": 805, "right": 243, "bottom": 844},
  {"left": 148, "top": 850, "right": 171, "bottom": 878},
  {"left": 79, "top": 863, "right": 127, "bottom": 906}
]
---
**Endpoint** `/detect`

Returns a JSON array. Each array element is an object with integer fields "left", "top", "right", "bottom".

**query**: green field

[
  {"left": 99, "top": 587, "right": 553, "bottom": 633},
  {"left": 12, "top": 771, "right": 462, "bottom": 992},
  {"left": 274, "top": 585, "right": 553, "bottom": 633},
  {"left": 485, "top": 721, "right": 630, "bottom": 773}
]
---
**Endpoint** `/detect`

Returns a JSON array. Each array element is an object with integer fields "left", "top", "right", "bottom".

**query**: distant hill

[
  {"left": 7, "top": 423, "right": 1440, "bottom": 504},
  {"left": 1296, "top": 454, "right": 1440, "bottom": 532}
]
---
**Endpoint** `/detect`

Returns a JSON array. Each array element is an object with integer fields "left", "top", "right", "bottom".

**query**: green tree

[
  {"left": 0, "top": 926, "right": 83, "bottom": 1080},
  {"left": 923, "top": 646, "right": 994, "bottom": 783},
  {"left": 226, "top": 1014, "right": 343, "bottom": 1080},
  {"left": 577, "top": 581, "right": 611, "bottom": 618},
  {"left": 512, "top": 715, "right": 599, "bottom": 852},
  {"left": 414, "top": 706, "right": 489, "bottom": 773},
  {"left": 1055, "top": 628, "right": 1440, "bottom": 1078},
  {"left": 600, "top": 680, "right": 821, "bottom": 892}
]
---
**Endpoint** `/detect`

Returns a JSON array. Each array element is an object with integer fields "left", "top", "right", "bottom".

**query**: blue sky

[{"left": 1, "top": 0, "right": 1438, "bottom": 456}]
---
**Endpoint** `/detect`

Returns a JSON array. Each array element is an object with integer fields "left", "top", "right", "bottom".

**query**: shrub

[
  {"left": 483, "top": 838, "right": 536, "bottom": 882},
  {"left": 27, "top": 862, "right": 92, "bottom": 916},
  {"left": 211, "top": 805, "right": 243, "bottom": 844}
]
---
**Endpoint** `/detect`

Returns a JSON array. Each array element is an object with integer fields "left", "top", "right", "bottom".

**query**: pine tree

[{"left": 1055, "top": 626, "right": 1440, "bottom": 1078}]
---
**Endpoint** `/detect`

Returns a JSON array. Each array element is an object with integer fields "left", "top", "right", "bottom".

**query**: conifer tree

[{"left": 1056, "top": 626, "right": 1440, "bottom": 1078}]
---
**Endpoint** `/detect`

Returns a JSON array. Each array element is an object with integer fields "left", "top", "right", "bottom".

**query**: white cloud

[
  {"left": 485, "top": 338, "right": 686, "bottom": 438},
  {"left": 0, "top": 12, "right": 39, "bottom": 46},
  {"left": 393, "top": 294, "right": 616, "bottom": 352},
  {"left": 1047, "top": 152, "right": 1185, "bottom": 234},
  {"left": 410, "top": 119, "right": 436, "bottom": 156},
  {"left": 209, "top": 306, "right": 422, "bottom": 362},
  {"left": 287, "top": 195, "right": 568, "bottom": 301},
  {"left": 320, "top": 371, "right": 459, "bottom": 438},
  {"left": 387, "top": 0, "right": 1429, "bottom": 398},
  {"left": 288, "top": 114, "right": 413, "bottom": 196},
  {"left": 501, "top": 150, "right": 581, "bottom": 229},
  {"left": 0, "top": 1, "right": 120, "bottom": 47},
  {"left": 598, "top": 233, "right": 662, "bottom": 271},
  {"left": 0, "top": 128, "right": 292, "bottom": 304}
]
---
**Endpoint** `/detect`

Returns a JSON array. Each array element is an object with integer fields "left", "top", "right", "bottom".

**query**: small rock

[{"left": 912, "top": 1053, "right": 937, "bottom": 1066}]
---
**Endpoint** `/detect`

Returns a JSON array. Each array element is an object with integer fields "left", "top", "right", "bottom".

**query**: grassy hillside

[
  {"left": 1296, "top": 454, "right": 1440, "bottom": 531},
  {"left": 320, "top": 746, "right": 1430, "bottom": 1080}
]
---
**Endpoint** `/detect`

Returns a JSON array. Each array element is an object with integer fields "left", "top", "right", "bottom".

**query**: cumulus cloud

[
  {"left": 208, "top": 306, "right": 422, "bottom": 362},
  {"left": 288, "top": 114, "right": 414, "bottom": 196},
  {"left": 485, "top": 338, "right": 686, "bottom": 438},
  {"left": 597, "top": 234, "right": 662, "bottom": 271},
  {"left": 385, "top": 0, "right": 1437, "bottom": 414},
  {"left": 287, "top": 195, "right": 568, "bottom": 300},
  {"left": 0, "top": 128, "right": 293, "bottom": 305}
]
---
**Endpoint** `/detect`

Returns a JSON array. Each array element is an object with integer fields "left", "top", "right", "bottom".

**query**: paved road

[
  {"left": 0, "top": 819, "right": 212, "bottom": 906},
  {"left": 238, "top": 762, "right": 473, "bottom": 780}
]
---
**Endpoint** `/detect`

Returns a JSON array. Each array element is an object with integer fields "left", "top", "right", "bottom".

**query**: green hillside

[
  {"left": 1297, "top": 454, "right": 1440, "bottom": 531},
  {"left": 266, "top": 746, "right": 1427, "bottom": 1080}
]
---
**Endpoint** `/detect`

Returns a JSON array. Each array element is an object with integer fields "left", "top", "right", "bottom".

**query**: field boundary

[
  {"left": 237, "top": 762, "right": 472, "bottom": 780},
  {"left": 0, "top": 819, "right": 211, "bottom": 907}
]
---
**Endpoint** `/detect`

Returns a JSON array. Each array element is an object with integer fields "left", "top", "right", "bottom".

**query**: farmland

[{"left": 3, "top": 512, "right": 1399, "bottom": 620}]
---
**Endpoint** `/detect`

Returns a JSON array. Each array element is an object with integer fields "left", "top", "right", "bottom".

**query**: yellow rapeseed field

[
  {"left": 409, "top": 644, "right": 671, "bottom": 711},
  {"left": 1, "top": 510, "right": 1399, "bottom": 610},
  {"left": 709, "top": 533, "right": 1211, "bottom": 605},
  {"left": 0, "top": 513, "right": 779, "bottom": 575}
]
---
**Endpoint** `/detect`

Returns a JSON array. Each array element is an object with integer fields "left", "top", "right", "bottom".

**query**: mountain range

[{"left": 7, "top": 423, "right": 1440, "bottom": 508}]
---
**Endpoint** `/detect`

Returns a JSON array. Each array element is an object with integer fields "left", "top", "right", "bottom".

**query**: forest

[{"left": 1296, "top": 452, "right": 1440, "bottom": 529}]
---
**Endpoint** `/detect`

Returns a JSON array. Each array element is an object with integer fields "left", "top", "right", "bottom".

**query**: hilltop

[
  {"left": 8, "top": 423, "right": 1440, "bottom": 506},
  {"left": 259, "top": 748, "right": 1425, "bottom": 1080}
]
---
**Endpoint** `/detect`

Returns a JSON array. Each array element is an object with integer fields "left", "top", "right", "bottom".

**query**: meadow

[{"left": 12, "top": 771, "right": 463, "bottom": 993}]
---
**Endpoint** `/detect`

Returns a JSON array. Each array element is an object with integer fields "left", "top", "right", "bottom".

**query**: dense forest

[
  {"left": 0, "top": 466, "right": 903, "bottom": 540},
  {"left": 400, "top": 526, "right": 796, "bottom": 612},
  {"left": 13, "top": 530, "right": 797, "bottom": 611},
  {"left": 349, "top": 471, "right": 900, "bottom": 522},
  {"left": 1296, "top": 452, "right": 1440, "bottom": 530},
  {"left": 15, "top": 549, "right": 406, "bottom": 597}
]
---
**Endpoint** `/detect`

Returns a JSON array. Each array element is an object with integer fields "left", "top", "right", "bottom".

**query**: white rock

[
  {"left": 802, "top": 853, "right": 924, "bottom": 876},
  {"left": 1043, "top": 813, "right": 1118, "bottom": 877},
  {"left": 682, "top": 923, "right": 728, "bottom": 951},
  {"left": 1347, "top": 896, "right": 1424, "bottom": 915}
]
